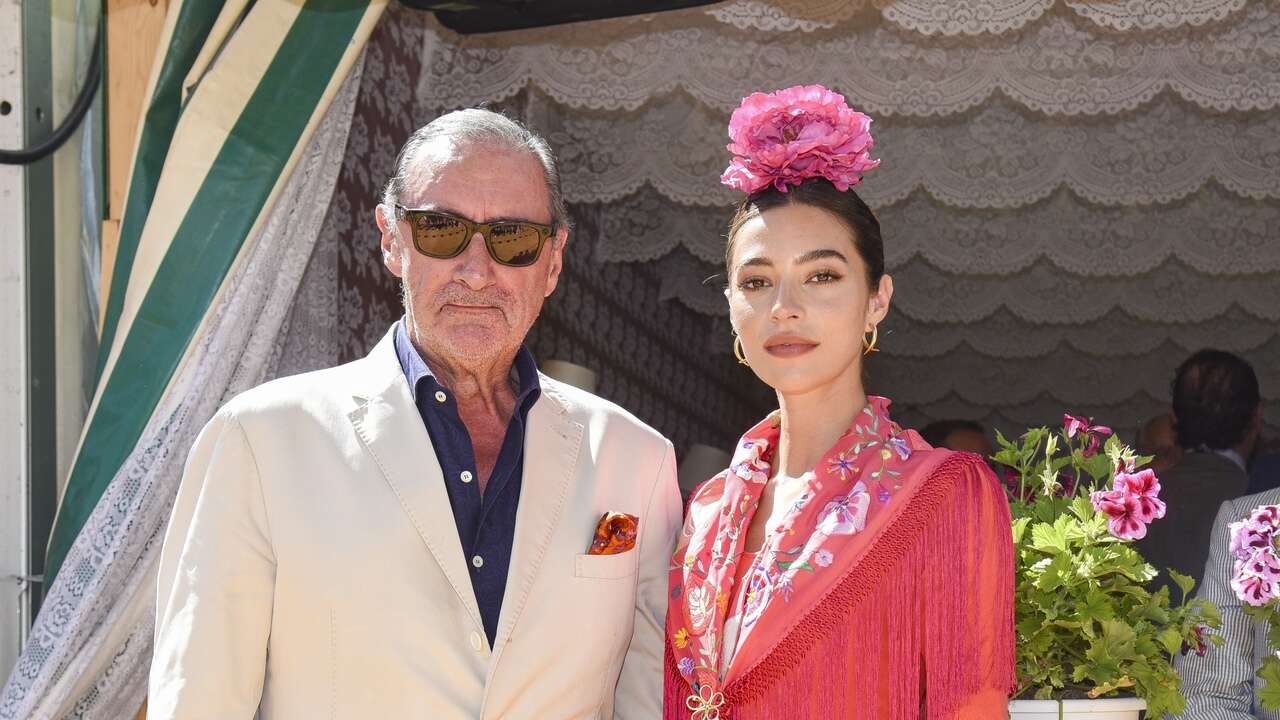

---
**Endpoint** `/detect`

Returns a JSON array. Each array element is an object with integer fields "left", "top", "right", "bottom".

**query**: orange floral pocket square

[{"left": 588, "top": 512, "right": 639, "bottom": 555}]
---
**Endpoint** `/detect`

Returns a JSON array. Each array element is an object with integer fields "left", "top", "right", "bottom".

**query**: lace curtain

[
  {"left": 391, "top": 0, "right": 1280, "bottom": 443},
  {"left": 708, "top": 0, "right": 1252, "bottom": 33}
]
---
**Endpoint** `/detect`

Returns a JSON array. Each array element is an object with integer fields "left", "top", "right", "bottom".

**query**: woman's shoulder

[{"left": 909, "top": 447, "right": 1005, "bottom": 498}]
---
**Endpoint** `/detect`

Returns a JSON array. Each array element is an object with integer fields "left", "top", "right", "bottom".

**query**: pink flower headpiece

[{"left": 720, "top": 85, "right": 880, "bottom": 195}]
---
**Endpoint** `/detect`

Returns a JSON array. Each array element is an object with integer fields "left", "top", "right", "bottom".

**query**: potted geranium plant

[{"left": 994, "top": 415, "right": 1222, "bottom": 719}]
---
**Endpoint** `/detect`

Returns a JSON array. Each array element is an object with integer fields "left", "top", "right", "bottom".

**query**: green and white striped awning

[{"left": 46, "top": 0, "right": 385, "bottom": 586}]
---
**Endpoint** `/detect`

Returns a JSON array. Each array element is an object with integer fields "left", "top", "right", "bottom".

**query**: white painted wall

[{"left": 0, "top": 0, "right": 32, "bottom": 682}]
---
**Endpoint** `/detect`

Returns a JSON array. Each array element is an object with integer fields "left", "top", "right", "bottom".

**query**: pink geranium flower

[
  {"left": 1091, "top": 489, "right": 1150, "bottom": 540},
  {"left": 1228, "top": 505, "right": 1280, "bottom": 608},
  {"left": 1242, "top": 547, "right": 1280, "bottom": 582},
  {"left": 1063, "top": 414, "right": 1113, "bottom": 457},
  {"left": 721, "top": 85, "right": 880, "bottom": 195},
  {"left": 1230, "top": 519, "right": 1275, "bottom": 561},
  {"left": 1112, "top": 470, "right": 1166, "bottom": 524},
  {"left": 1232, "top": 569, "right": 1280, "bottom": 607}
]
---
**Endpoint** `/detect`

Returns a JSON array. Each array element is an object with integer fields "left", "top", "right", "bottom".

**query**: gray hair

[{"left": 381, "top": 108, "right": 571, "bottom": 232}]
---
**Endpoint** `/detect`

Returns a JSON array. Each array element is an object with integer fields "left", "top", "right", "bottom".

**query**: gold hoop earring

[
  {"left": 862, "top": 325, "right": 879, "bottom": 356},
  {"left": 733, "top": 336, "right": 749, "bottom": 366}
]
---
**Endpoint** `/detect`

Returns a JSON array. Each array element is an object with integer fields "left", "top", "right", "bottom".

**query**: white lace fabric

[
  {"left": 708, "top": 0, "right": 1250, "bottom": 34},
  {"left": 421, "top": 3, "right": 1280, "bottom": 117},
  {"left": 591, "top": 185, "right": 1280, "bottom": 276},
  {"left": 508, "top": 90, "right": 1280, "bottom": 208}
]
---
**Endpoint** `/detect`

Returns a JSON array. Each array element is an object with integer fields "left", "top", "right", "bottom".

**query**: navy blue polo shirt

[{"left": 393, "top": 319, "right": 541, "bottom": 645}]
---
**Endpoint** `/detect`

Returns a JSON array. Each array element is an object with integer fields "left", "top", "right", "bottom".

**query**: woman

[{"left": 664, "top": 86, "right": 1015, "bottom": 719}]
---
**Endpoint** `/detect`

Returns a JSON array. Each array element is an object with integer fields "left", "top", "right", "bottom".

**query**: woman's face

[{"left": 726, "top": 203, "right": 893, "bottom": 397}]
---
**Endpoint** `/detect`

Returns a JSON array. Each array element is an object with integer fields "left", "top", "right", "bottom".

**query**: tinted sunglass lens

[
  {"left": 410, "top": 214, "right": 469, "bottom": 257},
  {"left": 489, "top": 224, "right": 544, "bottom": 266}
]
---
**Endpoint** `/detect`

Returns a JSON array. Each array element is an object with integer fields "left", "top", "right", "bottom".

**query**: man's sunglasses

[{"left": 395, "top": 206, "right": 554, "bottom": 267}]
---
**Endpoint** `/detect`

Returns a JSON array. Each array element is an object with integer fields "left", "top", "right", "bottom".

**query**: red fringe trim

[{"left": 664, "top": 453, "right": 1016, "bottom": 719}]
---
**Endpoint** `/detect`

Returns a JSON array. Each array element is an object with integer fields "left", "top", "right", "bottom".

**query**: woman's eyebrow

[
  {"left": 738, "top": 256, "right": 774, "bottom": 269},
  {"left": 796, "top": 248, "right": 848, "bottom": 264}
]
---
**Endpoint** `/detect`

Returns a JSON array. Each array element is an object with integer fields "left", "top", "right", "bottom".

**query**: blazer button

[{"left": 470, "top": 631, "right": 484, "bottom": 652}]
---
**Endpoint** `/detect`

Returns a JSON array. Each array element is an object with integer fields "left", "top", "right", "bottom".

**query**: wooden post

[
  {"left": 101, "top": 0, "right": 168, "bottom": 331},
  {"left": 104, "top": 9, "right": 168, "bottom": 717}
]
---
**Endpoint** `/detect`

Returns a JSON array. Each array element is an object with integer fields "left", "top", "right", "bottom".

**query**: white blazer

[{"left": 149, "top": 329, "right": 682, "bottom": 719}]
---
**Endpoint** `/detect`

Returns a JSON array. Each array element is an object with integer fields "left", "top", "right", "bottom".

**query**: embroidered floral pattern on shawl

[{"left": 668, "top": 398, "right": 922, "bottom": 697}]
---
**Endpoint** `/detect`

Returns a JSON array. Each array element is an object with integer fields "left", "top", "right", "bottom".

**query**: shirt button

[
  {"left": 472, "top": 555, "right": 484, "bottom": 569},
  {"left": 470, "top": 631, "right": 483, "bottom": 652},
  {"left": 434, "top": 390, "right": 447, "bottom": 403},
  {"left": 460, "top": 470, "right": 473, "bottom": 483}
]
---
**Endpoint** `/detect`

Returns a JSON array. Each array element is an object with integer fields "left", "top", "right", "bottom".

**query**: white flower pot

[{"left": 1008, "top": 698, "right": 1147, "bottom": 719}]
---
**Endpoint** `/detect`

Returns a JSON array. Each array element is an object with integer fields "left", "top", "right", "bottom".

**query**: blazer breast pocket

[{"left": 574, "top": 548, "right": 639, "bottom": 580}]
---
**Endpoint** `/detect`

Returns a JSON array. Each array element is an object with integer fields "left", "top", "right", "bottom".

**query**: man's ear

[
  {"left": 376, "top": 204, "right": 404, "bottom": 278},
  {"left": 543, "top": 227, "right": 569, "bottom": 297}
]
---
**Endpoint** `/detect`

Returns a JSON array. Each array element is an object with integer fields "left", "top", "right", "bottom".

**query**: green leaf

[
  {"left": 1013, "top": 517, "right": 1031, "bottom": 544},
  {"left": 1267, "top": 618, "right": 1280, "bottom": 652},
  {"left": 1070, "top": 495, "right": 1096, "bottom": 522},
  {"left": 1082, "top": 451, "right": 1115, "bottom": 485},
  {"left": 1100, "top": 619, "right": 1139, "bottom": 661},
  {"left": 1168, "top": 569, "right": 1195, "bottom": 601},
  {"left": 1032, "top": 522, "right": 1070, "bottom": 555},
  {"left": 1258, "top": 656, "right": 1280, "bottom": 711},
  {"left": 1157, "top": 627, "right": 1183, "bottom": 656},
  {"left": 1076, "top": 589, "right": 1116, "bottom": 626},
  {"left": 1033, "top": 554, "right": 1075, "bottom": 592}
]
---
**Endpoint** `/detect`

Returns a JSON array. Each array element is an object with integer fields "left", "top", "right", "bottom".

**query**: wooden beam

[{"left": 102, "top": 0, "right": 167, "bottom": 331}]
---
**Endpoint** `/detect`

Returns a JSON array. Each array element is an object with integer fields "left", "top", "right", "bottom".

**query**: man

[
  {"left": 1177, "top": 486, "right": 1279, "bottom": 719},
  {"left": 149, "top": 110, "right": 682, "bottom": 718},
  {"left": 1136, "top": 412, "right": 1185, "bottom": 475},
  {"left": 1138, "top": 349, "right": 1263, "bottom": 594}
]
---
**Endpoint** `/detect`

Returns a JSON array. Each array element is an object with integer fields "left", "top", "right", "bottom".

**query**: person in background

[
  {"left": 919, "top": 419, "right": 996, "bottom": 458},
  {"left": 1137, "top": 349, "right": 1262, "bottom": 595},
  {"left": 1247, "top": 435, "right": 1280, "bottom": 496},
  {"left": 1175, "top": 485, "right": 1280, "bottom": 720},
  {"left": 1136, "top": 412, "right": 1185, "bottom": 475}
]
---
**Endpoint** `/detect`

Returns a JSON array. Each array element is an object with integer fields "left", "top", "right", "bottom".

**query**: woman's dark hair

[
  {"left": 1171, "top": 349, "right": 1261, "bottom": 450},
  {"left": 725, "top": 178, "right": 884, "bottom": 288}
]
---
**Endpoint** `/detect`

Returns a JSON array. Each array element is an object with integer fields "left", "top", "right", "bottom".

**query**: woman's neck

[{"left": 773, "top": 367, "right": 867, "bottom": 479}]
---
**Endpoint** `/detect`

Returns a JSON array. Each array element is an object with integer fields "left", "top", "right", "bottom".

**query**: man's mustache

[{"left": 433, "top": 286, "right": 513, "bottom": 312}]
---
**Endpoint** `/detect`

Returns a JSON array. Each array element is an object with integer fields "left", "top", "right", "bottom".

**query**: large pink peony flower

[{"left": 720, "top": 85, "right": 880, "bottom": 195}]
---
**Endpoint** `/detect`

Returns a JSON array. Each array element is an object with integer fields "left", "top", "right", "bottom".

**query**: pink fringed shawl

[{"left": 665, "top": 398, "right": 1015, "bottom": 719}]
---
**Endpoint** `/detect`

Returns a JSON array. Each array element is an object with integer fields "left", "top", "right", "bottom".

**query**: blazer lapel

[
  {"left": 490, "top": 380, "right": 584, "bottom": 657},
  {"left": 348, "top": 334, "right": 484, "bottom": 631}
]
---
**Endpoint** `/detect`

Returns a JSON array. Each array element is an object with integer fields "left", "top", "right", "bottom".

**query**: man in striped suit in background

[
  {"left": 1177, "top": 487, "right": 1279, "bottom": 720},
  {"left": 1174, "top": 351, "right": 1268, "bottom": 719}
]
